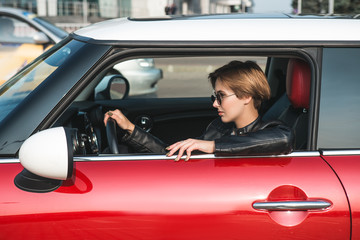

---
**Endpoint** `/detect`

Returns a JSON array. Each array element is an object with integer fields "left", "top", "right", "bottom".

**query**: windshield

[
  {"left": 0, "top": 40, "right": 82, "bottom": 122},
  {"left": 33, "top": 17, "right": 68, "bottom": 39}
]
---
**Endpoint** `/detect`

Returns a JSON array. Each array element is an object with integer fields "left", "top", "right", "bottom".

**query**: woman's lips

[{"left": 218, "top": 111, "right": 224, "bottom": 116}]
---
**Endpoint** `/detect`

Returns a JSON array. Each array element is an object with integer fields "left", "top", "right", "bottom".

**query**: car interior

[
  {"left": 263, "top": 58, "right": 311, "bottom": 150},
  {"left": 54, "top": 54, "right": 311, "bottom": 156}
]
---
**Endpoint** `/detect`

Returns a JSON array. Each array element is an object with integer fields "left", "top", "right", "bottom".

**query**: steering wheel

[{"left": 106, "top": 118, "right": 120, "bottom": 154}]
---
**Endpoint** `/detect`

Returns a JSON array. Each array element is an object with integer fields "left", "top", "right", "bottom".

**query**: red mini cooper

[{"left": 1, "top": 13, "right": 360, "bottom": 240}]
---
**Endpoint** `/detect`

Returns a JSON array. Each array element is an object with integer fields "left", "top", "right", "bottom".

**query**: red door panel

[
  {"left": 322, "top": 154, "right": 360, "bottom": 240},
  {"left": 0, "top": 155, "right": 350, "bottom": 240}
]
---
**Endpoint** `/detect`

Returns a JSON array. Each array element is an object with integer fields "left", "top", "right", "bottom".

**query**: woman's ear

[{"left": 243, "top": 96, "right": 253, "bottom": 105}]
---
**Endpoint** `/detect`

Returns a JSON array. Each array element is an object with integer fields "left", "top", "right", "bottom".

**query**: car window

[
  {"left": 85, "top": 54, "right": 307, "bottom": 155},
  {"left": 318, "top": 48, "right": 360, "bottom": 148},
  {"left": 110, "top": 56, "right": 267, "bottom": 99},
  {"left": 0, "top": 16, "right": 40, "bottom": 44}
]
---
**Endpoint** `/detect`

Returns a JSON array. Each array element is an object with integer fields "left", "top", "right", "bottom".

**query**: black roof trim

[
  {"left": 129, "top": 13, "right": 290, "bottom": 21},
  {"left": 128, "top": 13, "right": 359, "bottom": 21}
]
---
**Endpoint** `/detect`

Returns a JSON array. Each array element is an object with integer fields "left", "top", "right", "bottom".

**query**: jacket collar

[{"left": 234, "top": 117, "right": 261, "bottom": 135}]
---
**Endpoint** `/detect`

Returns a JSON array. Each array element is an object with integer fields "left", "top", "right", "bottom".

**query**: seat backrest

[
  {"left": 286, "top": 58, "right": 311, "bottom": 109},
  {"left": 263, "top": 58, "right": 311, "bottom": 150}
]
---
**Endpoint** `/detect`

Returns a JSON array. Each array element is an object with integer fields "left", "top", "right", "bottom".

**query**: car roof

[
  {"left": 0, "top": 7, "right": 37, "bottom": 18},
  {"left": 74, "top": 13, "right": 360, "bottom": 43}
]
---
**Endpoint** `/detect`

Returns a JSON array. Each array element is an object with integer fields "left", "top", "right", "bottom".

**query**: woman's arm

[
  {"left": 104, "top": 109, "right": 167, "bottom": 153},
  {"left": 214, "top": 124, "right": 294, "bottom": 156}
]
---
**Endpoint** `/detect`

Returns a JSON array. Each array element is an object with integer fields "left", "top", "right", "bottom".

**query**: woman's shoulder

[
  {"left": 257, "top": 119, "right": 292, "bottom": 131},
  {"left": 207, "top": 117, "right": 287, "bottom": 133},
  {"left": 259, "top": 119, "right": 286, "bottom": 129}
]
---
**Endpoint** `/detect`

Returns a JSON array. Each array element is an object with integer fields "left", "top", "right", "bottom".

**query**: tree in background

[{"left": 292, "top": 0, "right": 360, "bottom": 14}]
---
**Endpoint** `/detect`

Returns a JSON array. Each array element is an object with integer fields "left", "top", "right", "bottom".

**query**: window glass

[
  {"left": 318, "top": 48, "right": 360, "bottom": 148},
  {"left": 111, "top": 56, "right": 267, "bottom": 99},
  {"left": 0, "top": 40, "right": 82, "bottom": 123}
]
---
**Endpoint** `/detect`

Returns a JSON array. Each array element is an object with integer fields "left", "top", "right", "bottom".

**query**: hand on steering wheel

[{"left": 104, "top": 109, "right": 135, "bottom": 154}]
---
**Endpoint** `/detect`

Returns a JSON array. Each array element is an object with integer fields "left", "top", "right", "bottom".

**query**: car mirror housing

[
  {"left": 33, "top": 32, "right": 50, "bottom": 44},
  {"left": 19, "top": 127, "right": 75, "bottom": 181},
  {"left": 94, "top": 74, "right": 130, "bottom": 100}
]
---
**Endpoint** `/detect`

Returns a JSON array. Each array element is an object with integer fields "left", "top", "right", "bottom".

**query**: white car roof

[{"left": 74, "top": 14, "right": 360, "bottom": 42}]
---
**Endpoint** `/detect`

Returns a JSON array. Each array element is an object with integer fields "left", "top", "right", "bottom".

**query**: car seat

[{"left": 263, "top": 58, "right": 311, "bottom": 150}]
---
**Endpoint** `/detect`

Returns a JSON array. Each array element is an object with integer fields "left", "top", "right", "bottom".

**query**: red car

[{"left": 0, "top": 14, "right": 360, "bottom": 239}]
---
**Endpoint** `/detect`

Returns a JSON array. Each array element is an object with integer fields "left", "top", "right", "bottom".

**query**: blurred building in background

[
  {"left": 0, "top": 0, "right": 253, "bottom": 32},
  {"left": 0, "top": 0, "right": 253, "bottom": 19}
]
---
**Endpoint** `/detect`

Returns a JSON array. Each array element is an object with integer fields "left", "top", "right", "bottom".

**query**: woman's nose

[{"left": 213, "top": 99, "right": 219, "bottom": 108}]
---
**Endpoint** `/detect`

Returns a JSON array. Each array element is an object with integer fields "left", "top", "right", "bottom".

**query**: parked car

[
  {"left": 0, "top": 7, "right": 68, "bottom": 82},
  {"left": 113, "top": 58, "right": 163, "bottom": 97},
  {"left": 1, "top": 13, "right": 360, "bottom": 240}
]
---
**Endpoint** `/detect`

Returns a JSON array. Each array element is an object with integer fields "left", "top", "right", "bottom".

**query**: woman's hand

[
  {"left": 104, "top": 109, "right": 135, "bottom": 134},
  {"left": 166, "top": 139, "right": 215, "bottom": 161}
]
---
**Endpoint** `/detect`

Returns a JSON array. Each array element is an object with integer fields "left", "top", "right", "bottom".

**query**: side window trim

[{"left": 74, "top": 151, "right": 320, "bottom": 162}]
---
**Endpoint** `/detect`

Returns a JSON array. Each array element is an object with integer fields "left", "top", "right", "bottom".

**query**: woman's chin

[{"left": 220, "top": 116, "right": 230, "bottom": 123}]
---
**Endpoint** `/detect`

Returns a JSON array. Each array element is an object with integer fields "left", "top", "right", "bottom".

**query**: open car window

[
  {"left": 58, "top": 54, "right": 309, "bottom": 156},
  {"left": 101, "top": 56, "right": 267, "bottom": 99}
]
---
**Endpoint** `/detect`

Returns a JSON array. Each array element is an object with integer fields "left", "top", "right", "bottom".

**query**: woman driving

[{"left": 104, "top": 60, "right": 294, "bottom": 161}]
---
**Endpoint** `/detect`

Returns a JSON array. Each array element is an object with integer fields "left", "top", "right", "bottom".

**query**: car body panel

[
  {"left": 0, "top": 154, "right": 350, "bottom": 240},
  {"left": 321, "top": 152, "right": 360, "bottom": 240}
]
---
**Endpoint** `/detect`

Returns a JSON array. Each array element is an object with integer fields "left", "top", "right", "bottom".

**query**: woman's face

[{"left": 213, "top": 80, "right": 253, "bottom": 127}]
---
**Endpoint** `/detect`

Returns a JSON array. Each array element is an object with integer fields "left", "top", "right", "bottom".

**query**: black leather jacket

[{"left": 121, "top": 117, "right": 295, "bottom": 156}]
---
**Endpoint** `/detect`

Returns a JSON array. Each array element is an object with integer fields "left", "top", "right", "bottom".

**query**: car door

[
  {"left": 1, "top": 153, "right": 349, "bottom": 240},
  {"left": 317, "top": 47, "right": 360, "bottom": 240}
]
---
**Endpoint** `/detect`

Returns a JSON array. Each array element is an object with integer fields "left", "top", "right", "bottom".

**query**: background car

[
  {"left": 0, "top": 7, "right": 68, "bottom": 83},
  {"left": 113, "top": 58, "right": 163, "bottom": 97},
  {"left": 0, "top": 14, "right": 360, "bottom": 240}
]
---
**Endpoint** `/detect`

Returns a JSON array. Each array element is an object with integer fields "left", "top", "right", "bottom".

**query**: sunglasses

[{"left": 211, "top": 92, "right": 236, "bottom": 105}]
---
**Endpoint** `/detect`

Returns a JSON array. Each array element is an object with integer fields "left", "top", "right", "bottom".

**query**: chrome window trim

[
  {"left": 321, "top": 149, "right": 360, "bottom": 156},
  {"left": 0, "top": 151, "right": 320, "bottom": 164},
  {"left": 0, "top": 159, "right": 20, "bottom": 163},
  {"left": 73, "top": 151, "right": 320, "bottom": 162}
]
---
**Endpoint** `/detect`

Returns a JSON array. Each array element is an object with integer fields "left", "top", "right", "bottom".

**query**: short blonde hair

[{"left": 209, "top": 60, "right": 270, "bottom": 110}]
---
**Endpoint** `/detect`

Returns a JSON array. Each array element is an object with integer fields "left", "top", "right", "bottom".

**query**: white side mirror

[{"left": 19, "top": 127, "right": 75, "bottom": 180}]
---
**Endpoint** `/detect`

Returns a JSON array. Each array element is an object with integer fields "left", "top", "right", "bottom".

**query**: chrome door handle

[{"left": 253, "top": 200, "right": 331, "bottom": 211}]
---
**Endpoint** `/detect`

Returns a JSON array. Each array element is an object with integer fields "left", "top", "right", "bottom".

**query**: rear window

[{"left": 318, "top": 48, "right": 360, "bottom": 148}]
